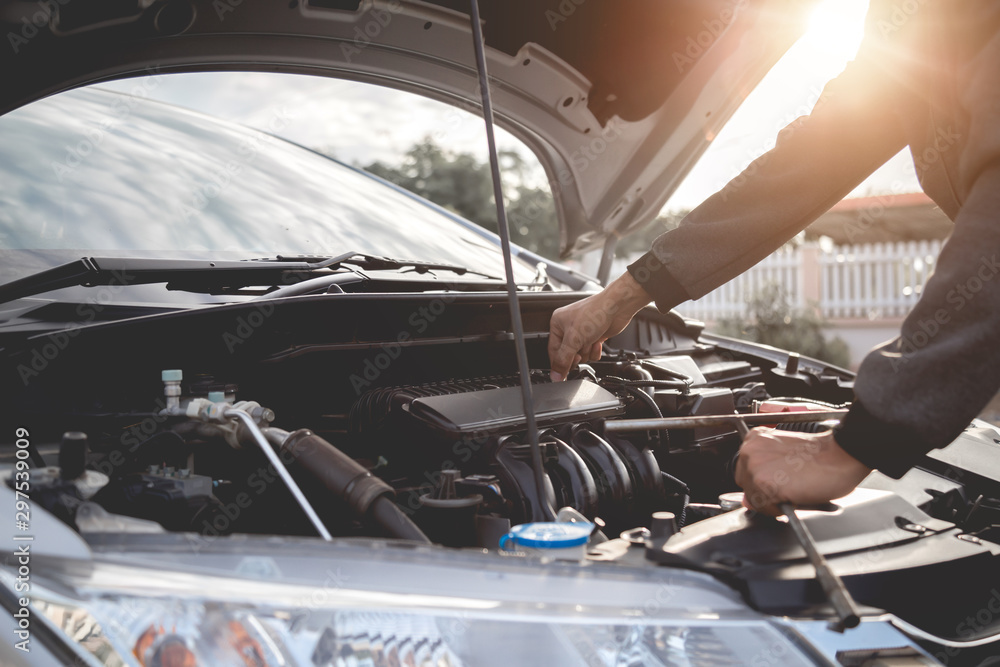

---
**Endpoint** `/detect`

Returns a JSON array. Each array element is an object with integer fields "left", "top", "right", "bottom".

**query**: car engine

[
  {"left": 2, "top": 294, "right": 865, "bottom": 547},
  {"left": 5, "top": 294, "right": 1000, "bottom": 648}
]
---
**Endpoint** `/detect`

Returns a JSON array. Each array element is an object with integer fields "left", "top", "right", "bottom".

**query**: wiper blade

[
  {"left": 270, "top": 252, "right": 502, "bottom": 279},
  {"left": 0, "top": 256, "right": 340, "bottom": 305},
  {"left": 0, "top": 253, "right": 505, "bottom": 305}
]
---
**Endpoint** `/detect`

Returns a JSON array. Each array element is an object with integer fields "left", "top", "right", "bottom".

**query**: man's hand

[
  {"left": 548, "top": 272, "right": 652, "bottom": 381},
  {"left": 735, "top": 428, "right": 872, "bottom": 516}
]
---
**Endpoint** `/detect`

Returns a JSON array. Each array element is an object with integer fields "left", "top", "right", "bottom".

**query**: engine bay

[
  {"left": 4, "top": 295, "right": 860, "bottom": 546},
  {"left": 3, "top": 293, "right": 1000, "bottom": 647}
]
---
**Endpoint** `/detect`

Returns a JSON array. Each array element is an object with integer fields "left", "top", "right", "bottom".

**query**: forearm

[
  {"left": 632, "top": 2, "right": 910, "bottom": 310},
  {"left": 598, "top": 270, "right": 655, "bottom": 317},
  {"left": 636, "top": 94, "right": 905, "bottom": 309}
]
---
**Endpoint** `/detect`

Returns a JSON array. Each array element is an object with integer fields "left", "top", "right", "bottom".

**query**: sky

[
  {"left": 669, "top": 0, "right": 918, "bottom": 209},
  {"left": 101, "top": 0, "right": 918, "bottom": 216}
]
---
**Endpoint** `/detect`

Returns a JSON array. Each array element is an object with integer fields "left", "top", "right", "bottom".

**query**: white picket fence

[
  {"left": 614, "top": 240, "right": 943, "bottom": 323},
  {"left": 673, "top": 247, "right": 801, "bottom": 322},
  {"left": 818, "top": 240, "right": 940, "bottom": 319}
]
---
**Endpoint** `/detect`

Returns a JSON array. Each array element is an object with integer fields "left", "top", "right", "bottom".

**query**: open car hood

[{"left": 0, "top": 0, "right": 812, "bottom": 258}]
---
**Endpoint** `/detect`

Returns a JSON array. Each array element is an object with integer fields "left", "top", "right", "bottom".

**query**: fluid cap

[
  {"left": 650, "top": 511, "right": 677, "bottom": 540},
  {"left": 419, "top": 470, "right": 482, "bottom": 509},
  {"left": 499, "top": 521, "right": 594, "bottom": 550},
  {"left": 719, "top": 492, "right": 745, "bottom": 511}
]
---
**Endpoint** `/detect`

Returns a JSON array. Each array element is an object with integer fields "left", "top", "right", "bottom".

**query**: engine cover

[
  {"left": 408, "top": 379, "right": 623, "bottom": 434},
  {"left": 351, "top": 376, "right": 667, "bottom": 537}
]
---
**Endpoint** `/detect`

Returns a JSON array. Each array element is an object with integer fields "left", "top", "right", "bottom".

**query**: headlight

[{"left": 4, "top": 566, "right": 819, "bottom": 667}]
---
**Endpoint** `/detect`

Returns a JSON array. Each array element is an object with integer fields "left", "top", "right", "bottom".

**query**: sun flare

[{"left": 802, "top": 0, "right": 868, "bottom": 63}]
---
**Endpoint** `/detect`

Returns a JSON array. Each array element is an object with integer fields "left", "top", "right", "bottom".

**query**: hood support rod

[
  {"left": 596, "top": 235, "right": 618, "bottom": 286},
  {"left": 468, "top": 0, "right": 555, "bottom": 522}
]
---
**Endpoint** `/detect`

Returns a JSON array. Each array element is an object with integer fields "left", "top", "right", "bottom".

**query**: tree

[
  {"left": 614, "top": 209, "right": 686, "bottom": 258},
  {"left": 362, "top": 138, "right": 561, "bottom": 258},
  {"left": 715, "top": 284, "right": 851, "bottom": 368}
]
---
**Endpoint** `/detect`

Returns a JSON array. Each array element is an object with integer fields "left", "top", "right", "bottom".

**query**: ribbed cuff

[
  {"left": 626, "top": 251, "right": 690, "bottom": 313},
  {"left": 833, "top": 400, "right": 930, "bottom": 479}
]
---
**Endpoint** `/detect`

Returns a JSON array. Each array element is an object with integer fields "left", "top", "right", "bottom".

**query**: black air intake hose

[
  {"left": 280, "top": 429, "right": 430, "bottom": 543},
  {"left": 369, "top": 498, "right": 432, "bottom": 543}
]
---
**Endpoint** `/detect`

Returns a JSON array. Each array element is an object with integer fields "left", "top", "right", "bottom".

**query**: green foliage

[
  {"left": 362, "top": 138, "right": 562, "bottom": 259},
  {"left": 360, "top": 137, "right": 696, "bottom": 261},
  {"left": 614, "top": 209, "right": 686, "bottom": 257},
  {"left": 715, "top": 284, "right": 851, "bottom": 368}
]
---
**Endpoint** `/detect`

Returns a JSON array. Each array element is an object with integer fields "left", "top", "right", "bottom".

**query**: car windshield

[{"left": 0, "top": 87, "right": 536, "bottom": 291}]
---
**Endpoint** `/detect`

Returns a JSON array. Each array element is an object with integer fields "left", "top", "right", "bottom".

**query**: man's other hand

[
  {"left": 735, "top": 428, "right": 872, "bottom": 516},
  {"left": 548, "top": 272, "right": 652, "bottom": 381}
]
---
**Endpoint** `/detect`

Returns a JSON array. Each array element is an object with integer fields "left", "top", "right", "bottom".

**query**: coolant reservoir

[{"left": 499, "top": 522, "right": 594, "bottom": 561}]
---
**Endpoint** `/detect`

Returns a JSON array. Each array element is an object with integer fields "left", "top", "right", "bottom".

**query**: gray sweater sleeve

[
  {"left": 626, "top": 0, "right": 1000, "bottom": 478},
  {"left": 627, "top": 2, "right": 909, "bottom": 308},
  {"left": 836, "top": 165, "right": 1000, "bottom": 476},
  {"left": 834, "top": 13, "right": 1000, "bottom": 476}
]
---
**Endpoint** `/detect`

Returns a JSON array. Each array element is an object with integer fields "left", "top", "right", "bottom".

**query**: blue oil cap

[{"left": 499, "top": 521, "right": 594, "bottom": 550}]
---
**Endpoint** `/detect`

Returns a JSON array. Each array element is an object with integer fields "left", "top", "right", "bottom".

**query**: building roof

[{"left": 805, "top": 192, "right": 952, "bottom": 244}]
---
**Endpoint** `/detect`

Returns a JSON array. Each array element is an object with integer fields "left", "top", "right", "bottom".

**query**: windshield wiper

[
  {"left": 268, "top": 252, "right": 501, "bottom": 280},
  {"left": 0, "top": 253, "right": 504, "bottom": 305},
  {"left": 0, "top": 256, "right": 337, "bottom": 305}
]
